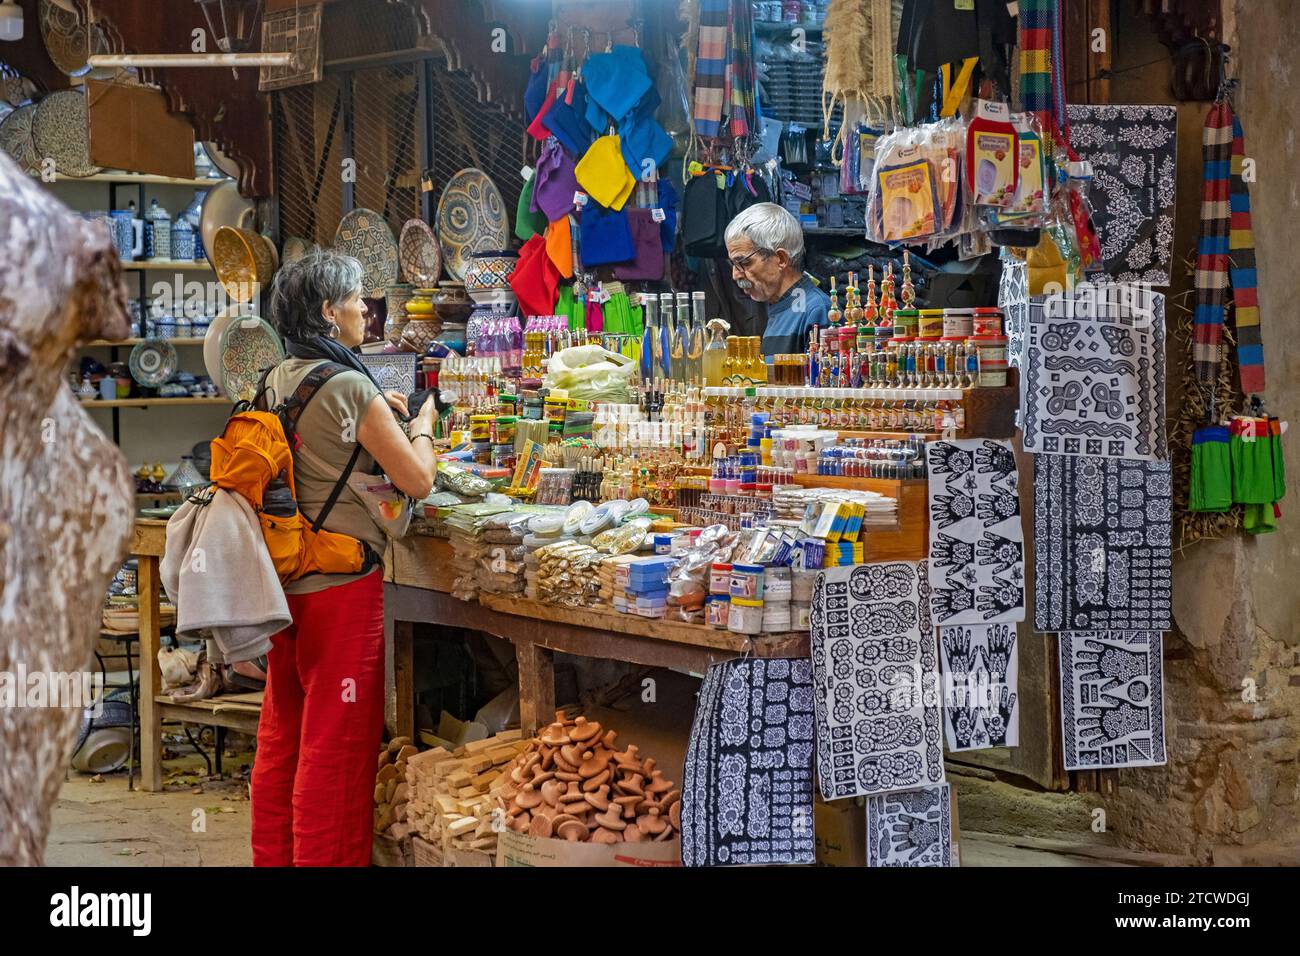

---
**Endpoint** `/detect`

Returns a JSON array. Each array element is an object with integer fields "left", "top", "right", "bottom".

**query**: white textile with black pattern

[
  {"left": 925, "top": 438, "right": 1025, "bottom": 626},
  {"left": 1059, "top": 630, "right": 1166, "bottom": 771},
  {"left": 938, "top": 623, "right": 1019, "bottom": 751},
  {"left": 810, "top": 560, "right": 945, "bottom": 800}
]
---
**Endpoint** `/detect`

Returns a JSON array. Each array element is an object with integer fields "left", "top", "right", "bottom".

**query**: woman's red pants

[{"left": 250, "top": 570, "right": 385, "bottom": 866}]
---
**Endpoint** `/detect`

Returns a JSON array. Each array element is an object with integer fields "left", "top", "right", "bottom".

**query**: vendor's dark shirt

[{"left": 761, "top": 274, "right": 831, "bottom": 356}]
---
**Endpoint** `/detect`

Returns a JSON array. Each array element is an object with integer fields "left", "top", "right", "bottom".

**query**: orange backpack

[{"left": 208, "top": 363, "right": 371, "bottom": 584}]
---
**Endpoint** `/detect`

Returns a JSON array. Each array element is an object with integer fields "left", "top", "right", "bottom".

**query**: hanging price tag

[
  {"left": 574, "top": 191, "right": 589, "bottom": 207},
  {"left": 650, "top": 207, "right": 666, "bottom": 222}
]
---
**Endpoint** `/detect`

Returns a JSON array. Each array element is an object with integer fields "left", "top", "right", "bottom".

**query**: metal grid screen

[
  {"left": 425, "top": 66, "right": 526, "bottom": 219},
  {"left": 274, "top": 60, "right": 525, "bottom": 250}
]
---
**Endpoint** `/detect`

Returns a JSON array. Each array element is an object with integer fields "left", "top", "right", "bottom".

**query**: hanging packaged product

[
  {"left": 965, "top": 99, "right": 1019, "bottom": 207},
  {"left": 868, "top": 142, "right": 942, "bottom": 243},
  {"left": 985, "top": 112, "right": 1049, "bottom": 233}
]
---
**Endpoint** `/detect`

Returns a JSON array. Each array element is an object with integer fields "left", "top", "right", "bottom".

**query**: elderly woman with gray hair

[
  {"left": 251, "top": 249, "right": 438, "bottom": 867},
  {"left": 724, "top": 202, "right": 831, "bottom": 356}
]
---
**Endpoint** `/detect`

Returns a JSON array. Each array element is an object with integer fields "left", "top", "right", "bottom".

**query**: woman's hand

[{"left": 383, "top": 390, "right": 409, "bottom": 418}]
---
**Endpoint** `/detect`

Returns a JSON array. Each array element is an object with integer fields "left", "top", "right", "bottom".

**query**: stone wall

[{"left": 1099, "top": 0, "right": 1300, "bottom": 863}]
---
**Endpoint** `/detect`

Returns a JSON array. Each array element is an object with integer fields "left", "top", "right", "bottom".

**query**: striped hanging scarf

[
  {"left": 1229, "top": 114, "right": 1265, "bottom": 395},
  {"left": 728, "top": 0, "right": 757, "bottom": 141},
  {"left": 1018, "top": 0, "right": 1101, "bottom": 267},
  {"left": 1193, "top": 98, "right": 1235, "bottom": 390},
  {"left": 693, "top": 0, "right": 731, "bottom": 138}
]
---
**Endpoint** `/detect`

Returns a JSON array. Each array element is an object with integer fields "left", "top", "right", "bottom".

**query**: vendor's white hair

[{"left": 724, "top": 202, "right": 804, "bottom": 263}]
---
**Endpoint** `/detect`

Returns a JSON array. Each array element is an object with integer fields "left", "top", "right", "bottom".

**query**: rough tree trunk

[{"left": 0, "top": 151, "right": 134, "bottom": 865}]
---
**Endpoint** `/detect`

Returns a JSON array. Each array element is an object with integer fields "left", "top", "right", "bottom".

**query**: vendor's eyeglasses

[{"left": 728, "top": 248, "right": 773, "bottom": 272}]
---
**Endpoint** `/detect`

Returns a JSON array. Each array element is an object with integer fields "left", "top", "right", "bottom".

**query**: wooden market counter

[{"left": 385, "top": 536, "right": 814, "bottom": 739}]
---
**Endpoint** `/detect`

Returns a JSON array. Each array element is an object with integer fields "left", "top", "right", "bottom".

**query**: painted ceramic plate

[
  {"left": 398, "top": 218, "right": 441, "bottom": 285},
  {"left": 203, "top": 306, "right": 249, "bottom": 385},
  {"left": 199, "top": 180, "right": 256, "bottom": 265},
  {"left": 0, "top": 103, "right": 40, "bottom": 173},
  {"left": 436, "top": 168, "right": 508, "bottom": 281},
  {"left": 219, "top": 316, "right": 284, "bottom": 403},
  {"left": 128, "top": 339, "right": 179, "bottom": 388},
  {"left": 334, "top": 208, "right": 399, "bottom": 298},
  {"left": 39, "top": 0, "right": 109, "bottom": 77},
  {"left": 1, "top": 72, "right": 36, "bottom": 108},
  {"left": 358, "top": 353, "right": 419, "bottom": 394},
  {"left": 33, "top": 89, "right": 102, "bottom": 178}
]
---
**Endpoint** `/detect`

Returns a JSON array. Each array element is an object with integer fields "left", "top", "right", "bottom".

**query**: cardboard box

[{"left": 496, "top": 830, "right": 680, "bottom": 867}]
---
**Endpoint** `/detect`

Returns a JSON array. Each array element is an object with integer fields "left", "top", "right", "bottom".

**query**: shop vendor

[{"left": 724, "top": 202, "right": 830, "bottom": 357}]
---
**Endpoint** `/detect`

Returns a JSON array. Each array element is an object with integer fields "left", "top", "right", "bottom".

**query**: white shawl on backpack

[{"left": 160, "top": 487, "right": 290, "bottom": 662}]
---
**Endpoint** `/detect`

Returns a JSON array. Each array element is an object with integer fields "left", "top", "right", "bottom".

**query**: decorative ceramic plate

[
  {"left": 0, "top": 103, "right": 40, "bottom": 173},
  {"left": 436, "top": 168, "right": 508, "bottom": 281},
  {"left": 398, "top": 218, "right": 441, "bottom": 285},
  {"left": 199, "top": 180, "right": 256, "bottom": 265},
  {"left": 1, "top": 72, "right": 36, "bottom": 108},
  {"left": 203, "top": 306, "right": 248, "bottom": 385},
  {"left": 358, "top": 353, "right": 419, "bottom": 394},
  {"left": 33, "top": 90, "right": 102, "bottom": 178},
  {"left": 282, "top": 235, "right": 312, "bottom": 264},
  {"left": 334, "top": 208, "right": 399, "bottom": 298},
  {"left": 128, "top": 339, "right": 179, "bottom": 388},
  {"left": 219, "top": 316, "right": 284, "bottom": 403},
  {"left": 39, "top": 0, "right": 107, "bottom": 77}
]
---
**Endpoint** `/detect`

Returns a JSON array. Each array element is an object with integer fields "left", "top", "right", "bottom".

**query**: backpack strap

[{"left": 268, "top": 360, "right": 367, "bottom": 534}]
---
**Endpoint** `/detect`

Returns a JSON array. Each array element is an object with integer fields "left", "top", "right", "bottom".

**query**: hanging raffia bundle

[{"left": 822, "top": 0, "right": 899, "bottom": 161}]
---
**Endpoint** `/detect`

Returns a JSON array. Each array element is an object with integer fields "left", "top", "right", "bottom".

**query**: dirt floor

[{"left": 45, "top": 748, "right": 1127, "bottom": 867}]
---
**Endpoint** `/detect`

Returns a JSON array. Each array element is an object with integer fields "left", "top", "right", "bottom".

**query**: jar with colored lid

[
  {"left": 727, "top": 598, "right": 764, "bottom": 635},
  {"left": 942, "top": 308, "right": 973, "bottom": 339},
  {"left": 892, "top": 308, "right": 919, "bottom": 337},
  {"left": 967, "top": 335, "right": 1008, "bottom": 387},
  {"left": 917, "top": 309, "right": 944, "bottom": 339},
  {"left": 470, "top": 414, "right": 493, "bottom": 441},
  {"left": 706, "top": 595, "right": 731, "bottom": 628},
  {"left": 972, "top": 307, "right": 1003, "bottom": 337}
]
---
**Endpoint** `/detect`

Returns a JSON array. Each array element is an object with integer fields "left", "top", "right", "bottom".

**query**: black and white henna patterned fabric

[
  {"left": 1020, "top": 286, "right": 1167, "bottom": 462},
  {"left": 925, "top": 439, "right": 1025, "bottom": 627},
  {"left": 1065, "top": 104, "right": 1178, "bottom": 286},
  {"left": 938, "top": 623, "right": 1019, "bottom": 751},
  {"left": 1059, "top": 631, "right": 1166, "bottom": 770},
  {"left": 681, "top": 658, "right": 816, "bottom": 866},
  {"left": 865, "top": 783, "right": 955, "bottom": 867},
  {"left": 810, "top": 560, "right": 944, "bottom": 800},
  {"left": 1035, "top": 454, "right": 1172, "bottom": 632}
]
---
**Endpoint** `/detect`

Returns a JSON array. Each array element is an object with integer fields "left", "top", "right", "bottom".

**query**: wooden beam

[
  {"left": 137, "top": 552, "right": 163, "bottom": 792},
  {"left": 515, "top": 642, "right": 554, "bottom": 736},
  {"left": 393, "top": 620, "right": 415, "bottom": 741}
]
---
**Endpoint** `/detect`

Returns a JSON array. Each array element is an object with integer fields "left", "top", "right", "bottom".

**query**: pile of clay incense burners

[{"left": 496, "top": 712, "right": 680, "bottom": 844}]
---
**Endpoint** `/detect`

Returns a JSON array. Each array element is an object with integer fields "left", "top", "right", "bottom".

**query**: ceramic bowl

[
  {"left": 213, "top": 226, "right": 275, "bottom": 304},
  {"left": 128, "top": 339, "right": 178, "bottom": 388},
  {"left": 464, "top": 250, "right": 518, "bottom": 304},
  {"left": 399, "top": 319, "right": 443, "bottom": 355},
  {"left": 218, "top": 316, "right": 284, "bottom": 403},
  {"left": 203, "top": 306, "right": 252, "bottom": 385}
]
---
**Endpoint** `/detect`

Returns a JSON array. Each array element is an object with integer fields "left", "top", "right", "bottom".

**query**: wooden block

[
  {"left": 390, "top": 821, "right": 411, "bottom": 842},
  {"left": 463, "top": 755, "right": 494, "bottom": 774},
  {"left": 435, "top": 795, "right": 459, "bottom": 814},
  {"left": 446, "top": 816, "right": 479, "bottom": 836},
  {"left": 494, "top": 729, "right": 524, "bottom": 743},
  {"left": 456, "top": 785, "right": 480, "bottom": 799},
  {"left": 446, "top": 770, "right": 473, "bottom": 788}
]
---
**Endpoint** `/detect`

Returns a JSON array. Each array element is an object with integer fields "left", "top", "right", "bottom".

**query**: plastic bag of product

[
  {"left": 436, "top": 462, "right": 496, "bottom": 497},
  {"left": 543, "top": 344, "right": 636, "bottom": 404},
  {"left": 865, "top": 119, "right": 965, "bottom": 245}
]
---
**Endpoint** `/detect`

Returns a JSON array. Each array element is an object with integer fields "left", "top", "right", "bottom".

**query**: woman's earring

[{"left": 324, "top": 313, "right": 339, "bottom": 338}]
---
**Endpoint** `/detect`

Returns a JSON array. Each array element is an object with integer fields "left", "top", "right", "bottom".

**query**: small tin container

[{"left": 764, "top": 566, "right": 792, "bottom": 602}]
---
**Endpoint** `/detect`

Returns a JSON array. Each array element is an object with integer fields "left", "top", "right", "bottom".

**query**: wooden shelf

[
  {"left": 83, "top": 397, "right": 229, "bottom": 408},
  {"left": 122, "top": 260, "right": 213, "bottom": 272},
  {"left": 35, "top": 172, "right": 228, "bottom": 187},
  {"left": 84, "top": 337, "right": 207, "bottom": 347}
]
